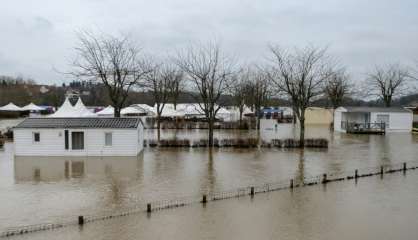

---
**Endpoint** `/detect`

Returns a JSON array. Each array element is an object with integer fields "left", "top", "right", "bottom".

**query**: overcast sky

[{"left": 1, "top": 0, "right": 418, "bottom": 84}]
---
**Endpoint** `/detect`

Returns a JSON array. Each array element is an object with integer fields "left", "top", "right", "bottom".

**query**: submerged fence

[{"left": 2, "top": 160, "right": 418, "bottom": 238}]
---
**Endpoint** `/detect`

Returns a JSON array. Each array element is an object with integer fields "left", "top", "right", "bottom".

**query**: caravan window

[
  {"left": 105, "top": 132, "right": 112, "bottom": 146},
  {"left": 33, "top": 132, "right": 40, "bottom": 143},
  {"left": 71, "top": 132, "right": 84, "bottom": 150}
]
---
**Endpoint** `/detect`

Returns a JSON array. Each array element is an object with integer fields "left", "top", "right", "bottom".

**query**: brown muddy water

[
  {"left": 0, "top": 121, "right": 417, "bottom": 238},
  {"left": 11, "top": 171, "right": 418, "bottom": 240}
]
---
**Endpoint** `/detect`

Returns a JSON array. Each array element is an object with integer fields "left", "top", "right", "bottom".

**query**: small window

[
  {"left": 33, "top": 132, "right": 40, "bottom": 143},
  {"left": 71, "top": 132, "right": 84, "bottom": 150},
  {"left": 105, "top": 132, "right": 112, "bottom": 146}
]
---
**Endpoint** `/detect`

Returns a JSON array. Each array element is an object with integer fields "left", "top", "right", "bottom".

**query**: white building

[
  {"left": 334, "top": 107, "right": 413, "bottom": 133},
  {"left": 14, "top": 118, "right": 144, "bottom": 157}
]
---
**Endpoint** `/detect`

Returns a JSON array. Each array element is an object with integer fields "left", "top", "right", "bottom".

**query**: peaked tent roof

[
  {"left": 74, "top": 98, "right": 97, "bottom": 117},
  {"left": 49, "top": 97, "right": 97, "bottom": 118},
  {"left": 49, "top": 98, "right": 78, "bottom": 117},
  {"left": 96, "top": 105, "right": 114, "bottom": 116},
  {"left": 0, "top": 103, "right": 23, "bottom": 111},
  {"left": 22, "top": 103, "right": 45, "bottom": 111}
]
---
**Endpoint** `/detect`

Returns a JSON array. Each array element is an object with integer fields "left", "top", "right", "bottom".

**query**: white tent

[
  {"left": 216, "top": 107, "right": 233, "bottom": 121},
  {"left": 0, "top": 103, "right": 23, "bottom": 111},
  {"left": 156, "top": 104, "right": 185, "bottom": 117},
  {"left": 22, "top": 103, "right": 45, "bottom": 112},
  {"left": 49, "top": 97, "right": 97, "bottom": 118},
  {"left": 183, "top": 104, "right": 204, "bottom": 116},
  {"left": 130, "top": 104, "right": 155, "bottom": 115},
  {"left": 74, "top": 98, "right": 97, "bottom": 117},
  {"left": 121, "top": 106, "right": 143, "bottom": 115},
  {"left": 49, "top": 98, "right": 79, "bottom": 117},
  {"left": 96, "top": 105, "right": 114, "bottom": 116}
]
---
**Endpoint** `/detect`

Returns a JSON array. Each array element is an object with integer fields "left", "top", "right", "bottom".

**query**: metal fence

[{"left": 1, "top": 159, "right": 418, "bottom": 238}]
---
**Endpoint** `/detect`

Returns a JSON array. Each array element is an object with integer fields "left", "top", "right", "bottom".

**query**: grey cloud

[{"left": 0, "top": 0, "right": 418, "bottom": 85}]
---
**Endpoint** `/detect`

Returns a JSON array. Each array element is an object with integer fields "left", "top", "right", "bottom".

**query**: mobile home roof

[
  {"left": 15, "top": 118, "right": 141, "bottom": 129},
  {"left": 342, "top": 107, "right": 411, "bottom": 113}
]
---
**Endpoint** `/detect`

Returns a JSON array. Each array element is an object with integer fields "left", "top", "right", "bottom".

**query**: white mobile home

[
  {"left": 334, "top": 107, "right": 413, "bottom": 133},
  {"left": 14, "top": 118, "right": 144, "bottom": 157}
]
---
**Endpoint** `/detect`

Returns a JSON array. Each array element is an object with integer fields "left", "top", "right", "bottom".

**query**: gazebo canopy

[
  {"left": 0, "top": 103, "right": 23, "bottom": 111},
  {"left": 22, "top": 103, "right": 45, "bottom": 111}
]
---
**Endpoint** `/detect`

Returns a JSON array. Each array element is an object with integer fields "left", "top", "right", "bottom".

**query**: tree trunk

[
  {"left": 208, "top": 118, "right": 214, "bottom": 147},
  {"left": 384, "top": 96, "right": 392, "bottom": 107},
  {"left": 239, "top": 108, "right": 243, "bottom": 128},
  {"left": 114, "top": 107, "right": 121, "bottom": 118},
  {"left": 157, "top": 115, "right": 161, "bottom": 141},
  {"left": 299, "top": 114, "right": 305, "bottom": 148}
]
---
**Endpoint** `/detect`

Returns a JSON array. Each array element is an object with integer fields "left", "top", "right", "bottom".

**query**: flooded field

[
  {"left": 10, "top": 170, "right": 418, "bottom": 240},
  {"left": 1, "top": 121, "right": 418, "bottom": 233}
]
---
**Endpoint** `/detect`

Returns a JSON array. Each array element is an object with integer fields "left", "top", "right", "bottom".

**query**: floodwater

[
  {"left": 11, "top": 171, "right": 418, "bottom": 240},
  {"left": 0, "top": 120, "right": 417, "bottom": 236}
]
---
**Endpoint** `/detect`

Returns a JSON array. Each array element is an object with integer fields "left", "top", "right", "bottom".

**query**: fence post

[
  {"left": 380, "top": 166, "right": 384, "bottom": 176},
  {"left": 250, "top": 187, "right": 255, "bottom": 196},
  {"left": 78, "top": 216, "right": 84, "bottom": 225},
  {"left": 355, "top": 169, "right": 358, "bottom": 179},
  {"left": 403, "top": 162, "right": 407, "bottom": 173},
  {"left": 290, "top": 179, "right": 294, "bottom": 189},
  {"left": 322, "top": 174, "right": 327, "bottom": 184},
  {"left": 147, "top": 203, "right": 152, "bottom": 213},
  {"left": 202, "top": 195, "right": 207, "bottom": 204}
]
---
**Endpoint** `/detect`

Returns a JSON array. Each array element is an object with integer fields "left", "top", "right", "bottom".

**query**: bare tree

[
  {"left": 167, "top": 69, "right": 184, "bottom": 110},
  {"left": 144, "top": 62, "right": 178, "bottom": 140},
  {"left": 175, "top": 41, "right": 234, "bottom": 146},
  {"left": 269, "top": 45, "right": 333, "bottom": 147},
  {"left": 247, "top": 68, "right": 270, "bottom": 130},
  {"left": 229, "top": 67, "right": 251, "bottom": 126},
  {"left": 71, "top": 31, "right": 149, "bottom": 117},
  {"left": 366, "top": 64, "right": 411, "bottom": 107},
  {"left": 324, "top": 69, "right": 351, "bottom": 109}
]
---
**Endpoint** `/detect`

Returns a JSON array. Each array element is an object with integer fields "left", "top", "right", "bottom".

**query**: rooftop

[
  {"left": 14, "top": 118, "right": 141, "bottom": 129},
  {"left": 342, "top": 106, "right": 411, "bottom": 113}
]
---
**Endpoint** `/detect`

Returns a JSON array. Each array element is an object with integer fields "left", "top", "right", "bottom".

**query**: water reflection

[{"left": 14, "top": 155, "right": 144, "bottom": 182}]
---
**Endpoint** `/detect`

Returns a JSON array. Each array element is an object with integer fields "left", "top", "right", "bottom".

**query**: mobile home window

[
  {"left": 71, "top": 132, "right": 84, "bottom": 150},
  {"left": 33, "top": 132, "right": 40, "bottom": 142},
  {"left": 105, "top": 132, "right": 112, "bottom": 146}
]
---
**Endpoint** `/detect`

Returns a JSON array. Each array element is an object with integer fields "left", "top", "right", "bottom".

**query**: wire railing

[{"left": 1, "top": 159, "right": 418, "bottom": 238}]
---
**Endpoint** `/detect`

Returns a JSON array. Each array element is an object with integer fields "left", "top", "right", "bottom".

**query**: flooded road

[
  {"left": 11, "top": 170, "right": 418, "bottom": 240},
  {"left": 0, "top": 122, "right": 417, "bottom": 231}
]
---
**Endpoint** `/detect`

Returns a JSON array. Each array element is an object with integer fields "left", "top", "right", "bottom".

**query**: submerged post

[
  {"left": 355, "top": 169, "right": 358, "bottom": 179},
  {"left": 290, "top": 179, "right": 294, "bottom": 189},
  {"left": 78, "top": 216, "right": 84, "bottom": 225},
  {"left": 147, "top": 203, "right": 151, "bottom": 213},
  {"left": 202, "top": 195, "right": 207, "bottom": 204},
  {"left": 250, "top": 187, "right": 255, "bottom": 196},
  {"left": 380, "top": 166, "right": 384, "bottom": 176},
  {"left": 403, "top": 162, "right": 407, "bottom": 173},
  {"left": 322, "top": 174, "right": 327, "bottom": 184}
]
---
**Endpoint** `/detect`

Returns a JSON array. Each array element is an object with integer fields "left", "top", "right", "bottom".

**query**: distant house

[
  {"left": 305, "top": 107, "right": 333, "bottom": 125},
  {"left": 334, "top": 107, "right": 413, "bottom": 133},
  {"left": 14, "top": 118, "right": 144, "bottom": 157}
]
